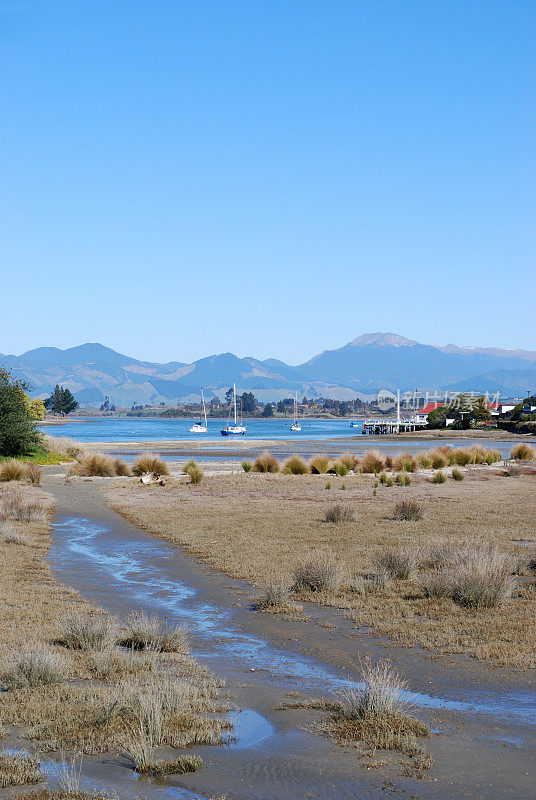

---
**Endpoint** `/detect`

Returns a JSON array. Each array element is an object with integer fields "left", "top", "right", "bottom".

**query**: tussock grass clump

[
  {"left": 421, "top": 543, "right": 516, "bottom": 609},
  {"left": 396, "top": 472, "right": 411, "bottom": 486},
  {"left": 0, "top": 521, "right": 28, "bottom": 544},
  {"left": 41, "top": 435, "right": 86, "bottom": 459},
  {"left": 511, "top": 443, "right": 535, "bottom": 461},
  {"left": 253, "top": 452, "right": 280, "bottom": 473},
  {"left": 132, "top": 453, "right": 170, "bottom": 477},
  {"left": 88, "top": 648, "right": 156, "bottom": 681},
  {"left": 25, "top": 463, "right": 42, "bottom": 485},
  {"left": 451, "top": 467, "right": 464, "bottom": 481},
  {"left": 429, "top": 450, "right": 448, "bottom": 470},
  {"left": 309, "top": 454, "right": 330, "bottom": 474},
  {"left": 183, "top": 461, "right": 203, "bottom": 484},
  {"left": 0, "top": 750, "right": 42, "bottom": 788},
  {"left": 431, "top": 471, "right": 446, "bottom": 484},
  {"left": 323, "top": 503, "right": 355, "bottom": 523},
  {"left": 392, "top": 499, "right": 423, "bottom": 521},
  {"left": 74, "top": 453, "right": 116, "bottom": 477},
  {"left": 452, "top": 448, "right": 472, "bottom": 466},
  {"left": 292, "top": 549, "right": 346, "bottom": 593},
  {"left": 339, "top": 453, "right": 357, "bottom": 471},
  {"left": 253, "top": 576, "right": 302, "bottom": 614},
  {"left": 374, "top": 547, "right": 420, "bottom": 580},
  {"left": 416, "top": 452, "right": 432, "bottom": 469},
  {"left": 337, "top": 660, "right": 411, "bottom": 720},
  {"left": 485, "top": 449, "right": 502, "bottom": 465},
  {"left": 393, "top": 454, "right": 416, "bottom": 473},
  {"left": 282, "top": 456, "right": 309, "bottom": 475},
  {"left": 361, "top": 450, "right": 385, "bottom": 474},
  {"left": 122, "top": 611, "right": 188, "bottom": 653},
  {"left": 438, "top": 446, "right": 455, "bottom": 464},
  {"left": 142, "top": 755, "right": 203, "bottom": 776},
  {"left": 332, "top": 461, "right": 350, "bottom": 477},
  {"left": 2, "top": 647, "right": 67, "bottom": 689},
  {"left": 241, "top": 460, "right": 252, "bottom": 473},
  {"left": 59, "top": 612, "right": 119, "bottom": 652},
  {"left": 469, "top": 445, "right": 488, "bottom": 465},
  {"left": 0, "top": 459, "right": 26, "bottom": 482},
  {"left": 112, "top": 458, "right": 130, "bottom": 476},
  {"left": 0, "top": 490, "right": 48, "bottom": 522}
]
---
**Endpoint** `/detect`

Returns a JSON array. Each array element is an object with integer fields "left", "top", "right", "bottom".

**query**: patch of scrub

[{"left": 50, "top": 516, "right": 536, "bottom": 727}]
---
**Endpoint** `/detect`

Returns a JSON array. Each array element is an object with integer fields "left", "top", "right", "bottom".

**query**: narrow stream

[{"left": 50, "top": 515, "right": 536, "bottom": 727}]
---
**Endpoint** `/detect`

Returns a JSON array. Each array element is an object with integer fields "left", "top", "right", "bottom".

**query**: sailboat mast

[
  {"left": 202, "top": 388, "right": 207, "bottom": 427},
  {"left": 233, "top": 382, "right": 237, "bottom": 426}
]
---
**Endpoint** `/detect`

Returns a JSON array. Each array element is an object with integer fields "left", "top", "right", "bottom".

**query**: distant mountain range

[{"left": 2, "top": 333, "right": 535, "bottom": 406}]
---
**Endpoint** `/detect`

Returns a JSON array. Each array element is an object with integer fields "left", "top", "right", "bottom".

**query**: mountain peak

[{"left": 349, "top": 332, "right": 418, "bottom": 348}]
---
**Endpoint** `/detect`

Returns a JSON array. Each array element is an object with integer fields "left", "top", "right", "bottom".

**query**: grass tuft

[
  {"left": 0, "top": 750, "right": 42, "bottom": 788},
  {"left": 122, "top": 610, "right": 188, "bottom": 653},
  {"left": 309, "top": 454, "right": 330, "bottom": 474},
  {"left": 282, "top": 456, "right": 309, "bottom": 475},
  {"left": 361, "top": 450, "right": 385, "bottom": 474},
  {"left": 323, "top": 503, "right": 355, "bottom": 523},
  {"left": 112, "top": 458, "right": 131, "bottom": 476},
  {"left": 451, "top": 467, "right": 464, "bottom": 481},
  {"left": 0, "top": 459, "right": 26, "bottom": 482},
  {"left": 511, "top": 443, "right": 535, "bottom": 461},
  {"left": 2, "top": 647, "right": 67, "bottom": 689},
  {"left": 131, "top": 453, "right": 170, "bottom": 477},
  {"left": 59, "top": 612, "right": 119, "bottom": 652},
  {"left": 392, "top": 499, "right": 423, "bottom": 521},
  {"left": 374, "top": 547, "right": 420, "bottom": 580},
  {"left": 73, "top": 453, "right": 116, "bottom": 478},
  {"left": 253, "top": 452, "right": 280, "bottom": 473},
  {"left": 431, "top": 471, "right": 446, "bottom": 484},
  {"left": 292, "top": 549, "right": 346, "bottom": 593},
  {"left": 241, "top": 461, "right": 252, "bottom": 473}
]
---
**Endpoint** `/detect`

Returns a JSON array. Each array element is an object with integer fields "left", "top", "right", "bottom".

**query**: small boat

[
  {"left": 190, "top": 388, "right": 208, "bottom": 433},
  {"left": 221, "top": 383, "right": 246, "bottom": 436},
  {"left": 290, "top": 392, "right": 301, "bottom": 432},
  {"left": 349, "top": 420, "right": 360, "bottom": 427}
]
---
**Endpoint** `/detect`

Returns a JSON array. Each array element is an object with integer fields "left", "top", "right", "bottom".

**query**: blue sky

[{"left": 1, "top": 1, "right": 534, "bottom": 364}]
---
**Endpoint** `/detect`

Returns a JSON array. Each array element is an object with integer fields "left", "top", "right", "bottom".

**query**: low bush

[
  {"left": 310, "top": 454, "right": 331, "bottom": 474},
  {"left": 183, "top": 460, "right": 203, "bottom": 484},
  {"left": 511, "top": 443, "right": 535, "bottom": 461},
  {"left": 122, "top": 610, "right": 188, "bottom": 653},
  {"left": 431, "top": 471, "right": 446, "bottom": 484},
  {"left": 2, "top": 647, "right": 67, "bottom": 689},
  {"left": 374, "top": 547, "right": 420, "bottom": 580},
  {"left": 25, "top": 463, "right": 42, "bottom": 485},
  {"left": 282, "top": 456, "right": 309, "bottom": 475},
  {"left": 132, "top": 453, "right": 170, "bottom": 477},
  {"left": 323, "top": 503, "right": 355, "bottom": 523},
  {"left": 396, "top": 472, "right": 411, "bottom": 486},
  {"left": 361, "top": 450, "right": 385, "bottom": 474},
  {"left": 451, "top": 467, "right": 464, "bottom": 481},
  {"left": 253, "top": 452, "right": 280, "bottom": 473},
  {"left": 0, "top": 459, "right": 26, "bottom": 482},
  {"left": 292, "top": 549, "right": 346, "bottom": 593},
  {"left": 59, "top": 612, "right": 119, "bottom": 651},
  {"left": 241, "top": 461, "right": 252, "bottom": 473},
  {"left": 392, "top": 499, "right": 423, "bottom": 521},
  {"left": 0, "top": 490, "right": 48, "bottom": 522}
]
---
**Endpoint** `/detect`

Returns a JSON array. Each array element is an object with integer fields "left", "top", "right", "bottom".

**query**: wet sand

[{"left": 34, "top": 468, "right": 536, "bottom": 799}]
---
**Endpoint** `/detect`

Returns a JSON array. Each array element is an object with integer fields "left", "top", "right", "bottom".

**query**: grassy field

[
  {"left": 0, "top": 446, "right": 69, "bottom": 466},
  {"left": 0, "top": 483, "right": 228, "bottom": 792},
  {"left": 106, "top": 464, "right": 536, "bottom": 668}
]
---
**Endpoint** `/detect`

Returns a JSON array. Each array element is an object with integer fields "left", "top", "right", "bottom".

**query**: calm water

[
  {"left": 38, "top": 416, "right": 517, "bottom": 458},
  {"left": 40, "top": 416, "right": 364, "bottom": 443}
]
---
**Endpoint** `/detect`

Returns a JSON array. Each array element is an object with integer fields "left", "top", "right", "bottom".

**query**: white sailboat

[
  {"left": 290, "top": 392, "right": 301, "bottom": 432},
  {"left": 190, "top": 387, "right": 208, "bottom": 433},
  {"left": 221, "top": 383, "right": 246, "bottom": 436}
]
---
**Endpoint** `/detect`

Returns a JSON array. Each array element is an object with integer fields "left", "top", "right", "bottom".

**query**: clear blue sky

[{"left": 1, "top": 1, "right": 534, "bottom": 364}]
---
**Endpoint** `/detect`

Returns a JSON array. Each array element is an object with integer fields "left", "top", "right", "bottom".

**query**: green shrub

[
  {"left": 0, "top": 366, "right": 39, "bottom": 457},
  {"left": 395, "top": 471, "right": 411, "bottom": 486},
  {"left": 451, "top": 467, "right": 464, "bottom": 481},
  {"left": 431, "top": 471, "right": 446, "bottom": 484},
  {"left": 241, "top": 461, "right": 252, "bottom": 472},
  {"left": 429, "top": 450, "right": 448, "bottom": 469},
  {"left": 333, "top": 461, "right": 349, "bottom": 477},
  {"left": 393, "top": 454, "right": 416, "bottom": 473}
]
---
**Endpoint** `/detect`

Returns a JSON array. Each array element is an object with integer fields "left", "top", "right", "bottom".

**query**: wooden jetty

[{"left": 362, "top": 418, "right": 427, "bottom": 435}]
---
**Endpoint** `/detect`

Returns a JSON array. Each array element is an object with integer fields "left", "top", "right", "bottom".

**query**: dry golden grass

[{"left": 106, "top": 467, "right": 536, "bottom": 667}]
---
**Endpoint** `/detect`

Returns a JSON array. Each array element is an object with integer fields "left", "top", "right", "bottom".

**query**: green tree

[
  {"left": 262, "top": 402, "right": 274, "bottom": 417},
  {"left": 471, "top": 396, "right": 491, "bottom": 422},
  {"left": 427, "top": 406, "right": 450, "bottom": 429},
  {"left": 61, "top": 387, "right": 78, "bottom": 414},
  {"left": 45, "top": 385, "right": 78, "bottom": 415},
  {"left": 225, "top": 387, "right": 234, "bottom": 406},
  {"left": 277, "top": 400, "right": 285, "bottom": 413},
  {"left": 0, "top": 366, "right": 39, "bottom": 456},
  {"left": 240, "top": 392, "right": 256, "bottom": 414}
]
